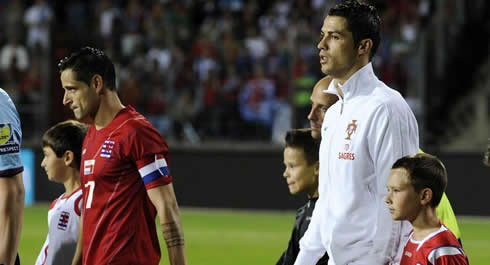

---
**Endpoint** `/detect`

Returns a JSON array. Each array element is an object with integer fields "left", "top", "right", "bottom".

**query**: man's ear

[
  {"left": 92, "top": 74, "right": 104, "bottom": 95},
  {"left": 420, "top": 188, "right": 433, "bottom": 206},
  {"left": 358, "top": 39, "right": 373, "bottom": 57},
  {"left": 63, "top": 150, "right": 75, "bottom": 167}
]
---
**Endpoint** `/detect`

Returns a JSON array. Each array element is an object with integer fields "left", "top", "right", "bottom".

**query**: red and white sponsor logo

[
  {"left": 84, "top": 159, "right": 95, "bottom": 175},
  {"left": 338, "top": 152, "right": 355, "bottom": 160}
]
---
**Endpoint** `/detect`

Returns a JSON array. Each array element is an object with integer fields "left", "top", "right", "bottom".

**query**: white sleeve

[
  {"left": 367, "top": 102, "right": 418, "bottom": 263},
  {"left": 294, "top": 199, "right": 327, "bottom": 265}
]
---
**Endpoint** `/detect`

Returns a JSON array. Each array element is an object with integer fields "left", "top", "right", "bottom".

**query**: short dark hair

[
  {"left": 285, "top": 129, "right": 320, "bottom": 165},
  {"left": 392, "top": 153, "right": 448, "bottom": 208},
  {"left": 42, "top": 120, "right": 88, "bottom": 169},
  {"left": 328, "top": 0, "right": 381, "bottom": 60},
  {"left": 58, "top": 46, "right": 117, "bottom": 91}
]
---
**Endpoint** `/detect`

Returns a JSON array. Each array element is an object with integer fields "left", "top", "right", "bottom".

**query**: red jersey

[
  {"left": 400, "top": 225, "right": 469, "bottom": 265},
  {"left": 80, "top": 106, "right": 172, "bottom": 265}
]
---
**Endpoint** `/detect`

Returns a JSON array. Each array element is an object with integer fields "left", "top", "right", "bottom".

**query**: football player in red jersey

[
  {"left": 59, "top": 47, "right": 186, "bottom": 265},
  {"left": 386, "top": 153, "right": 468, "bottom": 265}
]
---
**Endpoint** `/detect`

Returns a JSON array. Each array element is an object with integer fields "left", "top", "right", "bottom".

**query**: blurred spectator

[
  {"left": 239, "top": 66, "right": 277, "bottom": 139},
  {"left": 0, "top": 37, "right": 29, "bottom": 73},
  {"left": 4, "top": 0, "right": 25, "bottom": 43},
  {"left": 193, "top": 34, "right": 218, "bottom": 82},
  {"left": 65, "top": 0, "right": 89, "bottom": 37},
  {"left": 195, "top": 71, "right": 223, "bottom": 137},
  {"left": 219, "top": 0, "right": 244, "bottom": 12},
  {"left": 96, "top": 0, "right": 122, "bottom": 41},
  {"left": 144, "top": 2, "right": 171, "bottom": 46},
  {"left": 24, "top": 0, "right": 53, "bottom": 51},
  {"left": 120, "top": 0, "right": 145, "bottom": 58},
  {"left": 244, "top": 26, "right": 268, "bottom": 62},
  {"left": 147, "top": 35, "right": 172, "bottom": 74}
]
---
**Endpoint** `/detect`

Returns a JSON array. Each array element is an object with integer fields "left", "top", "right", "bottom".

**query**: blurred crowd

[{"left": 0, "top": 0, "right": 433, "bottom": 143}]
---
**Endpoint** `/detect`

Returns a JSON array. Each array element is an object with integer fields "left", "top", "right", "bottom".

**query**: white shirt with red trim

[{"left": 35, "top": 188, "right": 83, "bottom": 265}]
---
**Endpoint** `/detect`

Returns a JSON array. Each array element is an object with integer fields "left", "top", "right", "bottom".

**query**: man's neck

[
  {"left": 332, "top": 59, "right": 369, "bottom": 99},
  {"left": 94, "top": 91, "right": 125, "bottom": 130},
  {"left": 335, "top": 56, "right": 369, "bottom": 84}
]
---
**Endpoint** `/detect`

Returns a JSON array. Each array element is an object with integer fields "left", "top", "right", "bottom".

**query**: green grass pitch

[{"left": 20, "top": 205, "right": 490, "bottom": 265}]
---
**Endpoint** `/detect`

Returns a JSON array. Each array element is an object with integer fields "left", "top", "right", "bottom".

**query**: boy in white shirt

[{"left": 35, "top": 120, "right": 87, "bottom": 265}]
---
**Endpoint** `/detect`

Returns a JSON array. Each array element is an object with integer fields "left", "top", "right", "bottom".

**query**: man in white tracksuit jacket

[{"left": 294, "top": 2, "right": 419, "bottom": 265}]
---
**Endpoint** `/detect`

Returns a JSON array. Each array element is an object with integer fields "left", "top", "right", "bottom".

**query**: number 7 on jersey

[{"left": 85, "top": 181, "right": 95, "bottom": 208}]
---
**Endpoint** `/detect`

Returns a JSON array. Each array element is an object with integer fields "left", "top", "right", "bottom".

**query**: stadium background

[{"left": 1, "top": 0, "right": 488, "bottom": 264}]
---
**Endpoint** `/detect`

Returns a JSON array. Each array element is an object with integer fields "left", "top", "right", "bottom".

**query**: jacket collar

[{"left": 334, "top": 62, "right": 376, "bottom": 102}]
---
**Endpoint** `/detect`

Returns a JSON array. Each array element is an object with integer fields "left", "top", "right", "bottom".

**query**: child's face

[
  {"left": 283, "top": 147, "right": 318, "bottom": 196},
  {"left": 41, "top": 146, "right": 68, "bottom": 183},
  {"left": 385, "top": 168, "right": 421, "bottom": 221}
]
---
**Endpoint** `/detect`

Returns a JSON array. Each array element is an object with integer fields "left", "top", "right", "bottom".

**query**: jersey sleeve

[
  {"left": 0, "top": 90, "right": 23, "bottom": 177},
  {"left": 128, "top": 120, "right": 173, "bottom": 189},
  {"left": 74, "top": 194, "right": 83, "bottom": 216},
  {"left": 429, "top": 246, "right": 469, "bottom": 265},
  {"left": 136, "top": 153, "right": 172, "bottom": 189}
]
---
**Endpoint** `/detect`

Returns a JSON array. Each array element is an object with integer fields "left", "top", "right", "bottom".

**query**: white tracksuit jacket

[{"left": 295, "top": 63, "right": 419, "bottom": 265}]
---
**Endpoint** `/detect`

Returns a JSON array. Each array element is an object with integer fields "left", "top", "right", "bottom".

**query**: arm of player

[
  {"left": 70, "top": 213, "right": 83, "bottom": 265},
  {"left": 0, "top": 172, "right": 25, "bottom": 265},
  {"left": 147, "top": 183, "right": 186, "bottom": 265},
  {"left": 367, "top": 104, "right": 419, "bottom": 264}
]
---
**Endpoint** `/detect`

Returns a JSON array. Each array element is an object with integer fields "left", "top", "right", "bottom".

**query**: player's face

[
  {"left": 61, "top": 69, "right": 99, "bottom": 120},
  {"left": 41, "top": 147, "right": 68, "bottom": 183},
  {"left": 385, "top": 168, "right": 421, "bottom": 221},
  {"left": 317, "top": 16, "right": 358, "bottom": 79},
  {"left": 283, "top": 147, "right": 318, "bottom": 197},
  {"left": 307, "top": 79, "right": 337, "bottom": 139}
]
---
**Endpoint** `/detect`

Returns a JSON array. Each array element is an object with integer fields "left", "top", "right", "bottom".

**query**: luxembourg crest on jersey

[
  {"left": 101, "top": 140, "right": 115, "bottom": 158},
  {"left": 58, "top": 211, "right": 70, "bottom": 231}
]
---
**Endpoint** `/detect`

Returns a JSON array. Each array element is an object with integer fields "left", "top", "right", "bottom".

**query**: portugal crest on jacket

[{"left": 345, "top": 120, "right": 357, "bottom": 140}]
